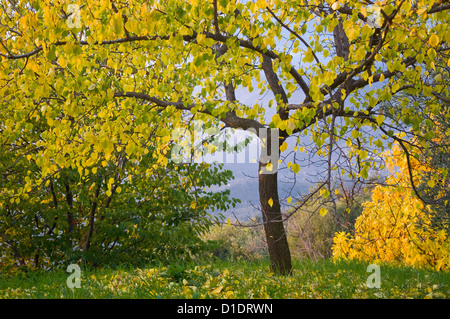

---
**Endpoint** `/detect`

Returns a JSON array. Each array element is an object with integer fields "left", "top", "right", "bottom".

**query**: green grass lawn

[{"left": 0, "top": 258, "right": 448, "bottom": 299}]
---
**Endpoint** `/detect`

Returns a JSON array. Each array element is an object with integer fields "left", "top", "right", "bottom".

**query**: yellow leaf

[
  {"left": 110, "top": 12, "right": 124, "bottom": 35},
  {"left": 268, "top": 198, "right": 273, "bottom": 207},
  {"left": 434, "top": 73, "right": 442, "bottom": 82},
  {"left": 124, "top": 19, "right": 135, "bottom": 33},
  {"left": 319, "top": 207, "right": 328, "bottom": 216},
  {"left": 256, "top": 0, "right": 268, "bottom": 9},
  {"left": 190, "top": 201, "right": 197, "bottom": 209},
  {"left": 59, "top": 56, "right": 67, "bottom": 68},
  {"left": 292, "top": 163, "right": 301, "bottom": 174},
  {"left": 428, "top": 34, "right": 439, "bottom": 47},
  {"left": 331, "top": 2, "right": 341, "bottom": 11},
  {"left": 211, "top": 286, "right": 223, "bottom": 294},
  {"left": 280, "top": 142, "right": 288, "bottom": 152},
  {"left": 179, "top": 25, "right": 193, "bottom": 37},
  {"left": 302, "top": 48, "right": 314, "bottom": 63},
  {"left": 287, "top": 196, "right": 292, "bottom": 204}
]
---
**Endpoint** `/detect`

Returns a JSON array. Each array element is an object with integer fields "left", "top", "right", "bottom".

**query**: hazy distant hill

[{"left": 210, "top": 162, "right": 310, "bottom": 221}]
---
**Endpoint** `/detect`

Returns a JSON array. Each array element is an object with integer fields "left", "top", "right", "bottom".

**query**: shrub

[
  {"left": 203, "top": 218, "right": 267, "bottom": 261},
  {"left": 0, "top": 155, "right": 238, "bottom": 273},
  {"left": 332, "top": 144, "right": 450, "bottom": 271},
  {"left": 286, "top": 193, "right": 365, "bottom": 260}
]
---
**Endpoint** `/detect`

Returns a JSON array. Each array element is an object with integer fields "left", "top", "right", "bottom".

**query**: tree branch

[
  {"left": 114, "top": 91, "right": 264, "bottom": 133},
  {"left": 428, "top": 1, "right": 450, "bottom": 14},
  {"left": 261, "top": 54, "right": 290, "bottom": 132},
  {"left": 213, "top": 0, "right": 220, "bottom": 35},
  {"left": 266, "top": 7, "right": 323, "bottom": 70}
]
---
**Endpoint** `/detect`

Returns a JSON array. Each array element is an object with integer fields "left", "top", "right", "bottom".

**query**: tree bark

[
  {"left": 258, "top": 128, "right": 292, "bottom": 275},
  {"left": 64, "top": 182, "right": 74, "bottom": 250},
  {"left": 259, "top": 166, "right": 292, "bottom": 275},
  {"left": 333, "top": 20, "right": 350, "bottom": 61},
  {"left": 83, "top": 180, "right": 101, "bottom": 251},
  {"left": 64, "top": 183, "right": 74, "bottom": 234}
]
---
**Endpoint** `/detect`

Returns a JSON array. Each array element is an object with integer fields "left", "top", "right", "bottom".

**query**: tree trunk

[
  {"left": 63, "top": 182, "right": 75, "bottom": 250},
  {"left": 82, "top": 180, "right": 101, "bottom": 251},
  {"left": 259, "top": 166, "right": 292, "bottom": 275},
  {"left": 258, "top": 127, "right": 292, "bottom": 275},
  {"left": 333, "top": 20, "right": 350, "bottom": 61}
]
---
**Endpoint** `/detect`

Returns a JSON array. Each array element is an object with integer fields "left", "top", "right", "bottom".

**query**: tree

[
  {"left": 286, "top": 185, "right": 367, "bottom": 260},
  {"left": 332, "top": 143, "right": 449, "bottom": 271},
  {"left": 0, "top": 91, "right": 238, "bottom": 269},
  {"left": 1, "top": 0, "right": 449, "bottom": 274},
  {"left": 380, "top": 74, "right": 450, "bottom": 235}
]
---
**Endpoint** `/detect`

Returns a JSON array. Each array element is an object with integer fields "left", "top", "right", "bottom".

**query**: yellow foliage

[{"left": 332, "top": 144, "right": 450, "bottom": 271}]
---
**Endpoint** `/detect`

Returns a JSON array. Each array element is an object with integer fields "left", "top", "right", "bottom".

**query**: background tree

[
  {"left": 379, "top": 76, "right": 450, "bottom": 235},
  {"left": 1, "top": 0, "right": 449, "bottom": 274},
  {"left": 285, "top": 185, "right": 368, "bottom": 260},
  {"left": 0, "top": 94, "right": 237, "bottom": 270}
]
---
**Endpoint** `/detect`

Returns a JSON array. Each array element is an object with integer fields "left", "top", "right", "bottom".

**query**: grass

[{"left": 0, "top": 258, "right": 448, "bottom": 299}]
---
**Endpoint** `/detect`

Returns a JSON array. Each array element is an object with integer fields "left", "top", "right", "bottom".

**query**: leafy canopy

[
  {"left": 1, "top": 0, "right": 449, "bottom": 270},
  {"left": 1, "top": 0, "right": 448, "bottom": 197}
]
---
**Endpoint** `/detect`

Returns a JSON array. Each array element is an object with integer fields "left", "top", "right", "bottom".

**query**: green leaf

[
  {"left": 361, "top": 167, "right": 369, "bottom": 179},
  {"left": 45, "top": 47, "right": 56, "bottom": 61},
  {"left": 193, "top": 55, "right": 204, "bottom": 67},
  {"left": 302, "top": 48, "right": 315, "bottom": 63},
  {"left": 427, "top": 48, "right": 436, "bottom": 60},
  {"left": 376, "top": 114, "right": 385, "bottom": 126},
  {"left": 351, "top": 130, "right": 359, "bottom": 139}
]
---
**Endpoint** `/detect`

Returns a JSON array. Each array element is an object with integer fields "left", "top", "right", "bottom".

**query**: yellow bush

[{"left": 332, "top": 145, "right": 449, "bottom": 271}]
